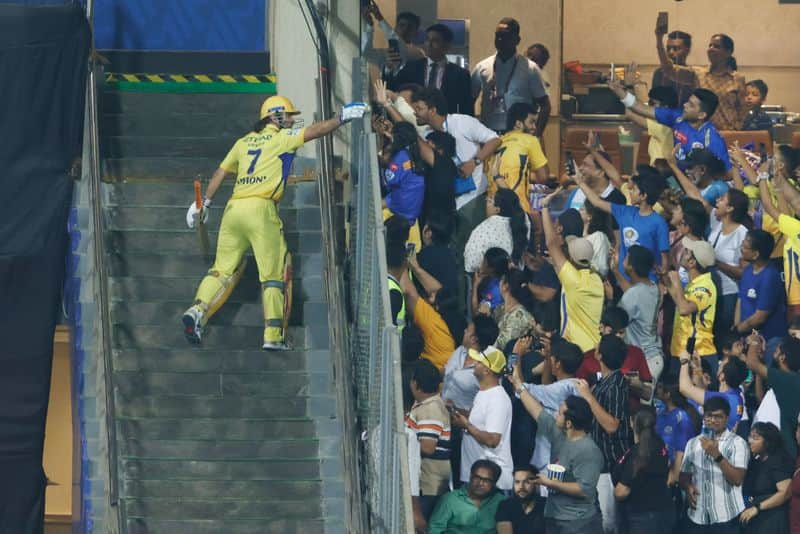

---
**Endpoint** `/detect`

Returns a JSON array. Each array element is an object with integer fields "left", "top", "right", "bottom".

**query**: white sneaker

[
  {"left": 182, "top": 306, "right": 204, "bottom": 344},
  {"left": 262, "top": 341, "right": 291, "bottom": 351}
]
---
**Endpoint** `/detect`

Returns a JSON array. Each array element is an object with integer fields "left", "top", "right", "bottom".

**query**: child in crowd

[{"left": 742, "top": 79, "right": 774, "bottom": 133}]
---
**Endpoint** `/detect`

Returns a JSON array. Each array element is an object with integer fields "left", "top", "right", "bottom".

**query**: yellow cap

[
  {"left": 259, "top": 95, "right": 300, "bottom": 119},
  {"left": 468, "top": 346, "right": 507, "bottom": 374}
]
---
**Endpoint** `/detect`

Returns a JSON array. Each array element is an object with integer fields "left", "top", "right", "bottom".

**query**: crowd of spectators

[{"left": 364, "top": 6, "right": 800, "bottom": 534}]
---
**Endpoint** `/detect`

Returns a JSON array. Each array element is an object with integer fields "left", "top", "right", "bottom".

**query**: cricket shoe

[
  {"left": 182, "top": 306, "right": 204, "bottom": 344},
  {"left": 262, "top": 340, "right": 291, "bottom": 351}
]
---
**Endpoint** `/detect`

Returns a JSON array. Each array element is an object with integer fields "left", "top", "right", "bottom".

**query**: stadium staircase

[{"left": 97, "top": 87, "right": 348, "bottom": 533}]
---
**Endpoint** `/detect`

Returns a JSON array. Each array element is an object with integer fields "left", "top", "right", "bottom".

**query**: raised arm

[
  {"left": 585, "top": 131, "right": 623, "bottom": 189},
  {"left": 509, "top": 369, "right": 544, "bottom": 421},
  {"left": 655, "top": 17, "right": 696, "bottom": 86},
  {"left": 541, "top": 188, "right": 568, "bottom": 272},
  {"left": 678, "top": 351, "right": 707, "bottom": 405},
  {"left": 574, "top": 171, "right": 612, "bottom": 213},
  {"left": 608, "top": 80, "right": 655, "bottom": 120},
  {"left": 575, "top": 379, "right": 620, "bottom": 434},
  {"left": 666, "top": 146, "right": 711, "bottom": 212},
  {"left": 408, "top": 251, "right": 443, "bottom": 297}
]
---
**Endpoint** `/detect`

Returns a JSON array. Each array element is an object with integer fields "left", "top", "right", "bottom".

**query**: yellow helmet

[{"left": 260, "top": 95, "right": 300, "bottom": 119}]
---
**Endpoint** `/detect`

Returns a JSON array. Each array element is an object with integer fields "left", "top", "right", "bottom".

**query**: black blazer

[{"left": 389, "top": 58, "right": 474, "bottom": 117}]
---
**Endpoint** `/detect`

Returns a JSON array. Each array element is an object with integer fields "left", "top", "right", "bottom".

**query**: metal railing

[
  {"left": 349, "top": 55, "right": 413, "bottom": 533},
  {"left": 84, "top": 0, "right": 121, "bottom": 529}
]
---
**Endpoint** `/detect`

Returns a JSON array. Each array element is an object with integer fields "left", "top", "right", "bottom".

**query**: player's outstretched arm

[{"left": 303, "top": 102, "right": 367, "bottom": 142}]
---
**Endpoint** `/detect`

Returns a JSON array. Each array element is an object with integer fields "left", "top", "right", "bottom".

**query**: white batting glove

[
  {"left": 340, "top": 102, "right": 367, "bottom": 123},
  {"left": 186, "top": 198, "right": 211, "bottom": 229}
]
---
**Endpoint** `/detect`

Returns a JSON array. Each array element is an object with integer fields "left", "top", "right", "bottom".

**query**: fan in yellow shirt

[
  {"left": 487, "top": 103, "right": 548, "bottom": 214},
  {"left": 666, "top": 239, "right": 718, "bottom": 360},
  {"left": 181, "top": 96, "right": 366, "bottom": 350},
  {"left": 541, "top": 190, "right": 604, "bottom": 352}
]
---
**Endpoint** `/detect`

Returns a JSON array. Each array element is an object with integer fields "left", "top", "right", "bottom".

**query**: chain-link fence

[{"left": 348, "top": 56, "right": 413, "bottom": 533}]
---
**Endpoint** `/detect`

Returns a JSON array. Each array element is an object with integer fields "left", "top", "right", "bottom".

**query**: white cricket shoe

[{"left": 182, "top": 306, "right": 204, "bottom": 344}]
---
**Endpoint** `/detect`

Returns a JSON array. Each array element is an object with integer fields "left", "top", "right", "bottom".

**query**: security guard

[{"left": 183, "top": 95, "right": 366, "bottom": 350}]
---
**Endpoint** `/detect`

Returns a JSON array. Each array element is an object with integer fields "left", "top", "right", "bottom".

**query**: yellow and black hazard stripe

[
  {"left": 105, "top": 73, "right": 277, "bottom": 93},
  {"left": 105, "top": 73, "right": 277, "bottom": 84}
]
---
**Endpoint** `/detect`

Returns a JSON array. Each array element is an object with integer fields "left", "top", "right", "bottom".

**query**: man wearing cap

[
  {"left": 541, "top": 191, "right": 604, "bottom": 353},
  {"left": 451, "top": 346, "right": 514, "bottom": 491},
  {"left": 181, "top": 95, "right": 366, "bottom": 350},
  {"left": 665, "top": 238, "right": 719, "bottom": 372}
]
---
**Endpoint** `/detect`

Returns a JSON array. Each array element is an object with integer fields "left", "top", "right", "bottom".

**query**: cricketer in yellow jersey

[{"left": 183, "top": 95, "right": 366, "bottom": 350}]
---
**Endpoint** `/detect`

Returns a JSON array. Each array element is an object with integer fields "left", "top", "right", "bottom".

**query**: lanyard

[{"left": 492, "top": 55, "right": 519, "bottom": 97}]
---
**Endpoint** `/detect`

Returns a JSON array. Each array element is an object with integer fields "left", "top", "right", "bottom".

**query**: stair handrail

[{"left": 84, "top": 0, "right": 122, "bottom": 528}]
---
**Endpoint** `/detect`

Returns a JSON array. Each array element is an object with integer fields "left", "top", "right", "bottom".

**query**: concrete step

[
  {"left": 121, "top": 457, "right": 322, "bottom": 481},
  {"left": 109, "top": 275, "right": 324, "bottom": 304},
  {"left": 126, "top": 518, "right": 327, "bottom": 534},
  {"left": 111, "top": 324, "right": 329, "bottom": 350},
  {"left": 101, "top": 112, "right": 252, "bottom": 139},
  {"left": 105, "top": 179, "right": 324, "bottom": 208},
  {"left": 117, "top": 418, "right": 318, "bottom": 441},
  {"left": 111, "top": 300, "right": 328, "bottom": 328},
  {"left": 124, "top": 498, "right": 325, "bottom": 521},
  {"left": 114, "top": 395, "right": 336, "bottom": 420},
  {"left": 112, "top": 348, "right": 326, "bottom": 373},
  {"left": 101, "top": 91, "right": 266, "bottom": 117},
  {"left": 104, "top": 136, "right": 236, "bottom": 159},
  {"left": 107, "top": 251, "right": 323, "bottom": 279},
  {"left": 118, "top": 438, "right": 320, "bottom": 462},
  {"left": 106, "top": 228, "right": 323, "bottom": 255},
  {"left": 104, "top": 156, "right": 228, "bottom": 181},
  {"left": 113, "top": 370, "right": 327, "bottom": 399},
  {"left": 104, "top": 205, "right": 323, "bottom": 232}
]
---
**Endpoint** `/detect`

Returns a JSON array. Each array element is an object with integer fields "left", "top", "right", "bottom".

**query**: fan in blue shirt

[
  {"left": 734, "top": 229, "right": 787, "bottom": 341},
  {"left": 609, "top": 82, "right": 733, "bottom": 176},
  {"left": 574, "top": 166, "right": 669, "bottom": 280}
]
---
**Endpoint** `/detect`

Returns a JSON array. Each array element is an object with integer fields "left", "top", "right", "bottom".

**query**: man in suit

[{"left": 390, "top": 23, "right": 474, "bottom": 117}]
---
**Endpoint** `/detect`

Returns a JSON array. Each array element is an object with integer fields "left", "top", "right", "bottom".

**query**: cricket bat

[{"left": 194, "top": 179, "right": 211, "bottom": 259}]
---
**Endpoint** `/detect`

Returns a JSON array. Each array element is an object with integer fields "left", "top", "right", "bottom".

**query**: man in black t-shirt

[
  {"left": 416, "top": 211, "right": 459, "bottom": 298},
  {"left": 495, "top": 465, "right": 546, "bottom": 534},
  {"left": 420, "top": 130, "right": 457, "bottom": 227}
]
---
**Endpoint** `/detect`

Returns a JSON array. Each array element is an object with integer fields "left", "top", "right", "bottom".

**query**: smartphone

[
  {"left": 685, "top": 336, "right": 696, "bottom": 355},
  {"left": 506, "top": 353, "right": 518, "bottom": 375},
  {"left": 656, "top": 11, "right": 669, "bottom": 34},
  {"left": 701, "top": 425, "right": 714, "bottom": 439},
  {"left": 565, "top": 151, "right": 576, "bottom": 176},
  {"left": 387, "top": 38, "right": 400, "bottom": 55},
  {"left": 405, "top": 243, "right": 415, "bottom": 257},
  {"left": 592, "top": 133, "right": 601, "bottom": 150},
  {"left": 759, "top": 143, "right": 768, "bottom": 164},
  {"left": 625, "top": 370, "right": 640, "bottom": 380}
]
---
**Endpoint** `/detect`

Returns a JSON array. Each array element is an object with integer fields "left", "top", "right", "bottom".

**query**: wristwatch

[
  {"left": 680, "top": 359, "right": 690, "bottom": 366},
  {"left": 472, "top": 157, "right": 482, "bottom": 166},
  {"left": 757, "top": 171, "right": 770, "bottom": 183},
  {"left": 713, "top": 454, "right": 724, "bottom": 463}
]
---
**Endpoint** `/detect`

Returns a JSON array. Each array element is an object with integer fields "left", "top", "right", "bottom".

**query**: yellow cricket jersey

[
  {"left": 488, "top": 131, "right": 547, "bottom": 213},
  {"left": 670, "top": 272, "right": 717, "bottom": 357},
  {"left": 646, "top": 119, "right": 674, "bottom": 164},
  {"left": 761, "top": 212, "right": 784, "bottom": 260},
  {"left": 220, "top": 124, "right": 306, "bottom": 202},
  {"left": 557, "top": 262, "right": 604, "bottom": 353},
  {"left": 779, "top": 214, "right": 800, "bottom": 305}
]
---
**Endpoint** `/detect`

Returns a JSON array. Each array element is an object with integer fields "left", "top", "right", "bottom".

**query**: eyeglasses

[
  {"left": 703, "top": 412, "right": 726, "bottom": 422},
  {"left": 470, "top": 474, "right": 494, "bottom": 484}
]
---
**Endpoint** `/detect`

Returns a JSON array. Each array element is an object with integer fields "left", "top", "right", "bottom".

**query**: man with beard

[{"left": 495, "top": 465, "right": 546, "bottom": 534}]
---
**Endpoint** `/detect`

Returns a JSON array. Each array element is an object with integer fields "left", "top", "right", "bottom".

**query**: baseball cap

[
  {"left": 468, "top": 346, "right": 507, "bottom": 374},
  {"left": 685, "top": 148, "right": 725, "bottom": 175},
  {"left": 565, "top": 236, "right": 594, "bottom": 267},
  {"left": 681, "top": 237, "right": 716, "bottom": 268}
]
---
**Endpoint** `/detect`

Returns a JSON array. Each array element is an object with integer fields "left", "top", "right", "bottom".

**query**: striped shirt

[
  {"left": 590, "top": 371, "right": 632, "bottom": 473},
  {"left": 680, "top": 430, "right": 749, "bottom": 525},
  {"left": 405, "top": 394, "right": 452, "bottom": 496}
]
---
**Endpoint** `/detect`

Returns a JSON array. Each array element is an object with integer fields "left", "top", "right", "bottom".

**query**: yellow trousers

[{"left": 193, "top": 197, "right": 288, "bottom": 343}]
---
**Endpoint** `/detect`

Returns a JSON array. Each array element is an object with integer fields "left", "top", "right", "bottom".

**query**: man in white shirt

[
  {"left": 410, "top": 87, "right": 501, "bottom": 268},
  {"left": 451, "top": 346, "right": 514, "bottom": 491},
  {"left": 472, "top": 18, "right": 550, "bottom": 136}
]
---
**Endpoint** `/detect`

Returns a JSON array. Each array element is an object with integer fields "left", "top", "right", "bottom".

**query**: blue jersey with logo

[
  {"left": 383, "top": 149, "right": 425, "bottom": 224},
  {"left": 656, "top": 404, "right": 695, "bottom": 464},
  {"left": 654, "top": 108, "right": 732, "bottom": 171},
  {"left": 611, "top": 203, "right": 670, "bottom": 281}
]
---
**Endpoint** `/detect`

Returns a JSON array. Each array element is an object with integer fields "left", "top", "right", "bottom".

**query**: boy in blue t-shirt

[
  {"left": 574, "top": 166, "right": 669, "bottom": 280},
  {"left": 734, "top": 229, "right": 787, "bottom": 348},
  {"left": 609, "top": 81, "right": 737, "bottom": 184}
]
